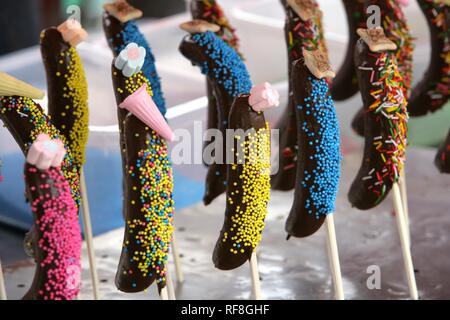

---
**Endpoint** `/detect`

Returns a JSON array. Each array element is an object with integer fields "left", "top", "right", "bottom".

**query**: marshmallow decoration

[
  {"left": 57, "top": 19, "right": 88, "bottom": 47},
  {"left": 26, "top": 134, "right": 66, "bottom": 170},
  {"left": 119, "top": 84, "right": 175, "bottom": 142},
  {"left": 115, "top": 43, "right": 146, "bottom": 77},
  {"left": 249, "top": 83, "right": 280, "bottom": 112}
]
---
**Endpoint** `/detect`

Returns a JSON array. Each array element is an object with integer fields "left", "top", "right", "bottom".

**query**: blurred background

[
  {"left": 0, "top": 0, "right": 449, "bottom": 300},
  {"left": 0, "top": 0, "right": 187, "bottom": 55}
]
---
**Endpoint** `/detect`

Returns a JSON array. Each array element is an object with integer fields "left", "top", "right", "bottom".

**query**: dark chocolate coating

[
  {"left": 212, "top": 95, "right": 267, "bottom": 270},
  {"left": 273, "top": 0, "right": 328, "bottom": 191},
  {"left": 408, "top": 0, "right": 450, "bottom": 116},
  {"left": 435, "top": 127, "right": 450, "bottom": 174},
  {"left": 179, "top": 36, "right": 234, "bottom": 205},
  {"left": 102, "top": 12, "right": 131, "bottom": 173},
  {"left": 348, "top": 40, "right": 403, "bottom": 210},
  {"left": 102, "top": 11, "right": 138, "bottom": 220},
  {"left": 40, "top": 27, "right": 86, "bottom": 171},
  {"left": 111, "top": 67, "right": 162, "bottom": 292},
  {"left": 190, "top": 0, "right": 240, "bottom": 168},
  {"left": 102, "top": 12, "right": 124, "bottom": 55},
  {"left": 271, "top": 0, "right": 302, "bottom": 191},
  {"left": 284, "top": 61, "right": 331, "bottom": 237},
  {"left": 330, "top": 0, "right": 365, "bottom": 101}
]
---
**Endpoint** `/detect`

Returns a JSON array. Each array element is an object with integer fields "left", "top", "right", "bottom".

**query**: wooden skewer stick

[
  {"left": 171, "top": 234, "right": 184, "bottom": 283},
  {"left": 0, "top": 259, "right": 6, "bottom": 300},
  {"left": 325, "top": 214, "right": 345, "bottom": 300},
  {"left": 160, "top": 287, "right": 169, "bottom": 300},
  {"left": 392, "top": 183, "right": 419, "bottom": 300},
  {"left": 250, "top": 251, "right": 262, "bottom": 300},
  {"left": 399, "top": 169, "right": 411, "bottom": 246},
  {"left": 80, "top": 171, "right": 101, "bottom": 300},
  {"left": 166, "top": 267, "right": 176, "bottom": 300}
]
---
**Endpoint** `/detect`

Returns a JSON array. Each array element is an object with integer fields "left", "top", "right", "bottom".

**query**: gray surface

[{"left": 2, "top": 147, "right": 450, "bottom": 300}]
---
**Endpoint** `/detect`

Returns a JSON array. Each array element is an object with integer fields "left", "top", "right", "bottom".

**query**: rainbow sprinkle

[
  {"left": 363, "top": 52, "right": 409, "bottom": 202},
  {"left": 119, "top": 72, "right": 174, "bottom": 286}
]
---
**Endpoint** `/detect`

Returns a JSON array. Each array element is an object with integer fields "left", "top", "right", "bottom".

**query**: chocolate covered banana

[
  {"left": 273, "top": 0, "right": 328, "bottom": 191},
  {"left": 348, "top": 28, "right": 408, "bottom": 210},
  {"left": 330, "top": 0, "right": 366, "bottom": 101},
  {"left": 352, "top": 0, "right": 414, "bottom": 136},
  {"left": 408, "top": 0, "right": 449, "bottom": 116},
  {"left": 40, "top": 20, "right": 89, "bottom": 172},
  {"left": 111, "top": 44, "right": 174, "bottom": 293},
  {"left": 212, "top": 95, "right": 271, "bottom": 270},
  {"left": 179, "top": 22, "right": 252, "bottom": 205},
  {"left": 285, "top": 50, "right": 341, "bottom": 238}
]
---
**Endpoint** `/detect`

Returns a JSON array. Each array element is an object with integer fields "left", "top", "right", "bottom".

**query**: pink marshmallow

[
  {"left": 397, "top": 0, "right": 409, "bottom": 6},
  {"left": 27, "top": 134, "right": 66, "bottom": 170},
  {"left": 249, "top": 82, "right": 280, "bottom": 112}
]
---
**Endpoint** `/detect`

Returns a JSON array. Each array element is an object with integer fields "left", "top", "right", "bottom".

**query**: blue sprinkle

[
  {"left": 297, "top": 77, "right": 341, "bottom": 217},
  {"left": 189, "top": 32, "right": 252, "bottom": 97}
]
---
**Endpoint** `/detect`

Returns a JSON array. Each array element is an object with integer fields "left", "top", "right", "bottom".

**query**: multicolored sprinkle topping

[
  {"left": 361, "top": 52, "right": 409, "bottom": 203},
  {"left": 224, "top": 124, "right": 271, "bottom": 252}
]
